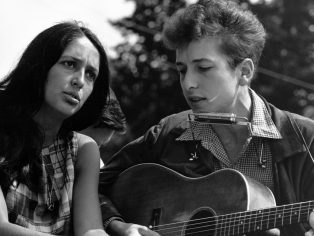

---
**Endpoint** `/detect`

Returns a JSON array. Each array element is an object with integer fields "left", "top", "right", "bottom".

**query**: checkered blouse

[
  {"left": 5, "top": 132, "right": 78, "bottom": 235},
  {"left": 176, "top": 89, "right": 282, "bottom": 191}
]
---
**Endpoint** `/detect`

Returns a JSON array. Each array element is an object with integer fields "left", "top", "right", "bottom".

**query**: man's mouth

[{"left": 188, "top": 96, "right": 206, "bottom": 103}]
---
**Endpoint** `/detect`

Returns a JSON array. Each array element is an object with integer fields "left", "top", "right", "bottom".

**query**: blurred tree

[
  {"left": 247, "top": 0, "right": 314, "bottom": 115},
  {"left": 109, "top": 0, "right": 314, "bottom": 140},
  {"left": 109, "top": 0, "right": 188, "bottom": 139}
]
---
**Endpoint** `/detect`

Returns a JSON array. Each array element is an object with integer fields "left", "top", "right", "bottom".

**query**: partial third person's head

[{"left": 80, "top": 88, "right": 127, "bottom": 147}]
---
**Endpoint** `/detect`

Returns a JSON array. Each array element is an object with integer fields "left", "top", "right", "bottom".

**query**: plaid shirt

[
  {"left": 176, "top": 89, "right": 282, "bottom": 191},
  {"left": 5, "top": 132, "right": 78, "bottom": 235}
]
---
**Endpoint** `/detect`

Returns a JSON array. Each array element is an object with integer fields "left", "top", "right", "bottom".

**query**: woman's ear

[{"left": 238, "top": 58, "right": 254, "bottom": 86}]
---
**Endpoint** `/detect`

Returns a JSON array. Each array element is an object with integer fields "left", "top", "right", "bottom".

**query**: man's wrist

[{"left": 103, "top": 216, "right": 124, "bottom": 233}]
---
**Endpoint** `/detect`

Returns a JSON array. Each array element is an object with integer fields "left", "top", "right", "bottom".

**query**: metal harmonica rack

[{"left": 188, "top": 112, "right": 250, "bottom": 126}]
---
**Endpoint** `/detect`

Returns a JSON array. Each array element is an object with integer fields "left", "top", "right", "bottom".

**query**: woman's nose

[{"left": 71, "top": 70, "right": 84, "bottom": 88}]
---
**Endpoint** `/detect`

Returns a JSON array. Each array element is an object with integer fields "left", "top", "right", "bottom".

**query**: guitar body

[{"left": 109, "top": 163, "right": 276, "bottom": 236}]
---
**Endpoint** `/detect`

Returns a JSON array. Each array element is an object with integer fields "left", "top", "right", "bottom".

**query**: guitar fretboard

[{"left": 215, "top": 200, "right": 314, "bottom": 235}]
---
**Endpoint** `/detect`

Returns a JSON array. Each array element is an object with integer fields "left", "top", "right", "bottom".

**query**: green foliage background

[{"left": 105, "top": 0, "right": 314, "bottom": 155}]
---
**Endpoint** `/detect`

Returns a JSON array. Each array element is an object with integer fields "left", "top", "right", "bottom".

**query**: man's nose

[{"left": 183, "top": 71, "right": 198, "bottom": 89}]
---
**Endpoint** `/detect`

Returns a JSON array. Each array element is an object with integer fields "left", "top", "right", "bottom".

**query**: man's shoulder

[
  {"left": 269, "top": 103, "right": 314, "bottom": 134},
  {"left": 159, "top": 110, "right": 191, "bottom": 128},
  {"left": 146, "top": 110, "right": 191, "bottom": 138},
  {"left": 161, "top": 110, "right": 191, "bottom": 121},
  {"left": 285, "top": 110, "right": 314, "bottom": 130}
]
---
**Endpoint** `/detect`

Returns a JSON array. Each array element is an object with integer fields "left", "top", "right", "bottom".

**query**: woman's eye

[
  {"left": 62, "top": 61, "right": 76, "bottom": 68},
  {"left": 86, "top": 71, "right": 97, "bottom": 82}
]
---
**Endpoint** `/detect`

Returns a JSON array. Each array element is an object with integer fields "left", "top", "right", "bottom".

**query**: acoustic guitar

[{"left": 108, "top": 163, "right": 313, "bottom": 235}]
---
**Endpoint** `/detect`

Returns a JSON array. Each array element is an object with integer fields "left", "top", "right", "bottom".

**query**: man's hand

[
  {"left": 108, "top": 221, "right": 160, "bottom": 236},
  {"left": 305, "top": 211, "right": 314, "bottom": 236}
]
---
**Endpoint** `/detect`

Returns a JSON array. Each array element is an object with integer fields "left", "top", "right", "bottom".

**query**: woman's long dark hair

[{"left": 0, "top": 21, "right": 109, "bottom": 193}]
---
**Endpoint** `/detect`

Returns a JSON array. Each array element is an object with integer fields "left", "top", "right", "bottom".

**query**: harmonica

[{"left": 188, "top": 113, "right": 249, "bottom": 125}]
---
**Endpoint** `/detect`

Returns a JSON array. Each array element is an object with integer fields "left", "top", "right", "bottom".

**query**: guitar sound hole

[{"left": 184, "top": 208, "right": 216, "bottom": 236}]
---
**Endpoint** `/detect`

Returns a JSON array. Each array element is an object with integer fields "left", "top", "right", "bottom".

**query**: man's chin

[{"left": 191, "top": 108, "right": 210, "bottom": 114}]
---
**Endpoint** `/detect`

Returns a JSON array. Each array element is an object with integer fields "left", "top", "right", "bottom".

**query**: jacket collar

[{"left": 263, "top": 101, "right": 306, "bottom": 162}]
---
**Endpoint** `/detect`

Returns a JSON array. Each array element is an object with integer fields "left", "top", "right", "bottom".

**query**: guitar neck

[{"left": 216, "top": 200, "right": 314, "bottom": 235}]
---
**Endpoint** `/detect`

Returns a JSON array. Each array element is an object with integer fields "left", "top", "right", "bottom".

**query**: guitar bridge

[{"left": 148, "top": 208, "right": 162, "bottom": 230}]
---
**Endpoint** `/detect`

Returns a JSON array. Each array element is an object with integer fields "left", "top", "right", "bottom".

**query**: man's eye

[
  {"left": 198, "top": 66, "right": 212, "bottom": 72},
  {"left": 177, "top": 69, "right": 186, "bottom": 75}
]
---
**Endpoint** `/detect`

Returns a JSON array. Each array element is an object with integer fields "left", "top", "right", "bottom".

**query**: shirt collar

[
  {"left": 176, "top": 89, "right": 282, "bottom": 142},
  {"left": 249, "top": 89, "right": 282, "bottom": 139}
]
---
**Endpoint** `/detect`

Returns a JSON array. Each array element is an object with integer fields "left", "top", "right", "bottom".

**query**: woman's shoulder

[
  {"left": 74, "top": 132, "right": 99, "bottom": 158},
  {"left": 73, "top": 132, "right": 100, "bottom": 170},
  {"left": 75, "top": 132, "right": 97, "bottom": 147}
]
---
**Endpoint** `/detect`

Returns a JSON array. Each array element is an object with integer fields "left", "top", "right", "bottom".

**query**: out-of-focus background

[
  {"left": 2, "top": 0, "right": 314, "bottom": 161},
  {"left": 0, "top": 0, "right": 135, "bottom": 75}
]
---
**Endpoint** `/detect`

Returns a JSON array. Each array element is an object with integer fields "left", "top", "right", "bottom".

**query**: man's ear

[{"left": 237, "top": 58, "right": 254, "bottom": 86}]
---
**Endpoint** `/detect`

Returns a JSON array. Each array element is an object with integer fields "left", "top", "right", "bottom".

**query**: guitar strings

[
  {"left": 152, "top": 209, "right": 311, "bottom": 236},
  {"left": 153, "top": 208, "right": 309, "bottom": 235},
  {"left": 152, "top": 207, "right": 310, "bottom": 233},
  {"left": 152, "top": 203, "right": 311, "bottom": 231},
  {"left": 153, "top": 212, "right": 310, "bottom": 236},
  {"left": 155, "top": 208, "right": 311, "bottom": 236},
  {"left": 149, "top": 201, "right": 314, "bottom": 235}
]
